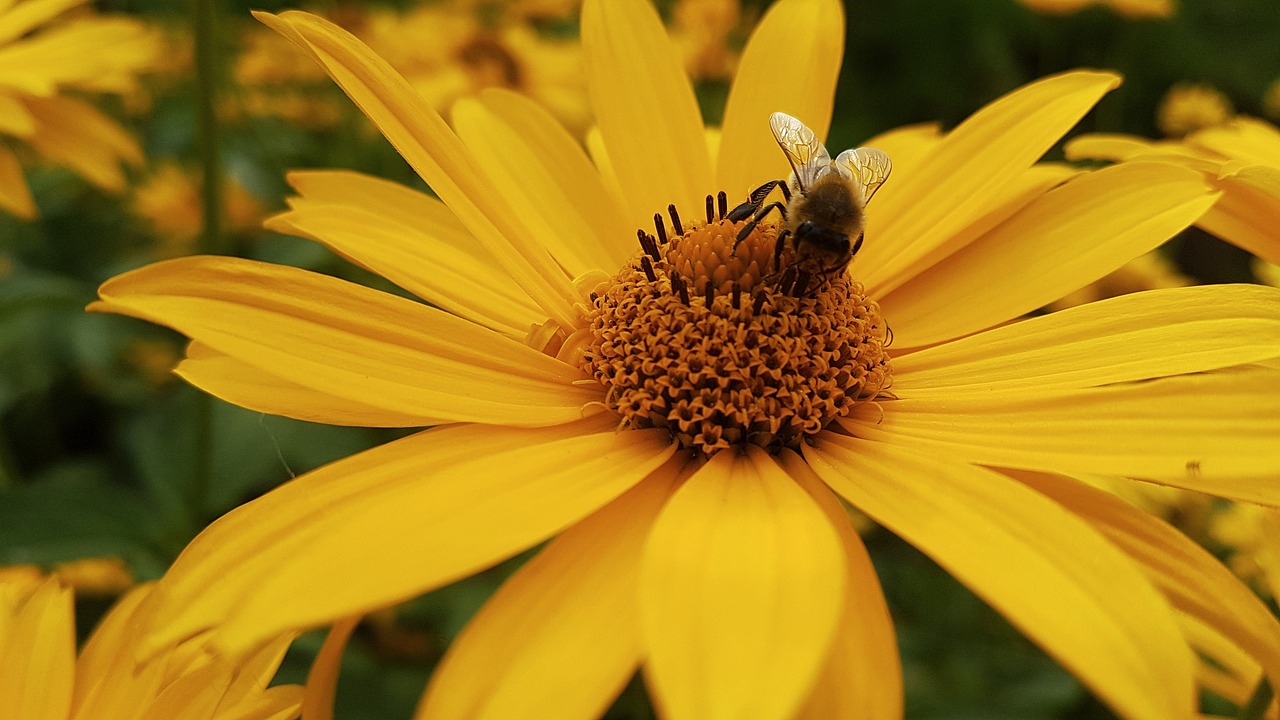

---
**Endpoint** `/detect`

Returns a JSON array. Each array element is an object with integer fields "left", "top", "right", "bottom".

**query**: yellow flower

[
  {"left": 670, "top": 0, "right": 745, "bottom": 82},
  {"left": 1045, "top": 248, "right": 1190, "bottom": 311},
  {"left": 0, "top": 570, "right": 305, "bottom": 719},
  {"left": 93, "top": 1, "right": 1280, "bottom": 718},
  {"left": 1157, "top": 82, "right": 1234, "bottom": 137},
  {"left": 1067, "top": 117, "right": 1280, "bottom": 265},
  {"left": 0, "top": 0, "right": 162, "bottom": 219},
  {"left": 1016, "top": 0, "right": 1174, "bottom": 18}
]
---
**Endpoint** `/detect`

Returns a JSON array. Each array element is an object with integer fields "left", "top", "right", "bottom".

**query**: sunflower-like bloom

[
  {"left": 1067, "top": 117, "right": 1280, "bottom": 264},
  {"left": 93, "top": 1, "right": 1280, "bottom": 718},
  {"left": 0, "top": 0, "right": 161, "bottom": 219},
  {"left": 0, "top": 568, "right": 304, "bottom": 719}
]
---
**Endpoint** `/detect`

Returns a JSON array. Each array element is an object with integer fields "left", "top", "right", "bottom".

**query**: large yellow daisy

[
  {"left": 0, "top": 0, "right": 161, "bottom": 219},
  {"left": 92, "top": 1, "right": 1280, "bottom": 718}
]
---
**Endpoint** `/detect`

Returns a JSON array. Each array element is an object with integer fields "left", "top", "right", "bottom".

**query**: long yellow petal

[
  {"left": 1009, "top": 469, "right": 1280, "bottom": 700},
  {"left": 842, "top": 368, "right": 1280, "bottom": 504},
  {"left": 861, "top": 70, "right": 1121, "bottom": 294},
  {"left": 1199, "top": 165, "right": 1280, "bottom": 264},
  {"left": 92, "top": 256, "right": 600, "bottom": 428},
  {"left": 22, "top": 94, "right": 142, "bottom": 192},
  {"left": 452, "top": 89, "right": 635, "bottom": 275},
  {"left": 177, "top": 343, "right": 444, "bottom": 428},
  {"left": 640, "top": 446, "right": 845, "bottom": 720},
  {"left": 0, "top": 142, "right": 35, "bottom": 219},
  {"left": 0, "top": 578, "right": 74, "bottom": 720},
  {"left": 806, "top": 437, "right": 1195, "bottom": 720},
  {"left": 141, "top": 416, "right": 676, "bottom": 658},
  {"left": 892, "top": 284, "right": 1280, "bottom": 397},
  {"left": 301, "top": 617, "right": 359, "bottom": 720},
  {"left": 860, "top": 123, "right": 942, "bottom": 182},
  {"left": 581, "top": 0, "right": 713, "bottom": 230},
  {"left": 879, "top": 162, "right": 1218, "bottom": 349},
  {"left": 72, "top": 585, "right": 165, "bottom": 720},
  {"left": 272, "top": 169, "right": 545, "bottom": 338},
  {"left": 716, "top": 0, "right": 843, "bottom": 195},
  {"left": 255, "top": 11, "right": 579, "bottom": 329},
  {"left": 780, "top": 452, "right": 902, "bottom": 720},
  {"left": 418, "top": 462, "right": 685, "bottom": 720},
  {"left": 0, "top": 0, "right": 84, "bottom": 45}
]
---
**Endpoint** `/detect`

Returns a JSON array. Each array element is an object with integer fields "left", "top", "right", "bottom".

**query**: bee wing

[
  {"left": 834, "top": 147, "right": 892, "bottom": 203},
  {"left": 769, "top": 112, "right": 831, "bottom": 192}
]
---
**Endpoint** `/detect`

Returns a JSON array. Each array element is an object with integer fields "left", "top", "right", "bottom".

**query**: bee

[{"left": 729, "top": 112, "right": 891, "bottom": 296}]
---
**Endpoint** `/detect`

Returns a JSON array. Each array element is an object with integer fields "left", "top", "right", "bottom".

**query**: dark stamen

[
  {"left": 668, "top": 204, "right": 684, "bottom": 235},
  {"left": 731, "top": 282, "right": 741, "bottom": 309},
  {"left": 717, "top": 191, "right": 728, "bottom": 219},
  {"left": 671, "top": 273, "right": 690, "bottom": 304},
  {"left": 705, "top": 194, "right": 715, "bottom": 224},
  {"left": 704, "top": 281, "right": 715, "bottom": 307},
  {"left": 640, "top": 255, "right": 658, "bottom": 282},
  {"left": 752, "top": 290, "right": 766, "bottom": 315},
  {"left": 653, "top": 213, "right": 667, "bottom": 244}
]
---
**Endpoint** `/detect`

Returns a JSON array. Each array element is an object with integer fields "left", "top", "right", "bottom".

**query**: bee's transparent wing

[
  {"left": 835, "top": 147, "right": 892, "bottom": 203},
  {"left": 769, "top": 112, "right": 831, "bottom": 191}
]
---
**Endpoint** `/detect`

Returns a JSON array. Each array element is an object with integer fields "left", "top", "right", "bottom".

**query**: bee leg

[
  {"left": 772, "top": 229, "right": 790, "bottom": 271},
  {"left": 734, "top": 201, "right": 787, "bottom": 247},
  {"left": 727, "top": 179, "right": 788, "bottom": 222},
  {"left": 791, "top": 270, "right": 812, "bottom": 297},
  {"left": 850, "top": 232, "right": 864, "bottom": 257}
]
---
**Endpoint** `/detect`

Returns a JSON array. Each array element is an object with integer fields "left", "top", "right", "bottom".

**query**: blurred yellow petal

[
  {"left": 0, "top": 578, "right": 74, "bottom": 720},
  {"left": 452, "top": 89, "right": 635, "bottom": 275},
  {"left": 780, "top": 452, "right": 902, "bottom": 720},
  {"left": 1189, "top": 118, "right": 1280, "bottom": 166},
  {"left": 271, "top": 171, "right": 545, "bottom": 338},
  {"left": 0, "top": 92, "right": 35, "bottom": 136},
  {"left": 1199, "top": 165, "right": 1280, "bottom": 263},
  {"left": 0, "top": 0, "right": 83, "bottom": 45},
  {"left": 581, "top": 0, "right": 713, "bottom": 229},
  {"left": 862, "top": 70, "right": 1121, "bottom": 295},
  {"left": 0, "top": 142, "right": 35, "bottom": 218},
  {"left": 143, "top": 416, "right": 676, "bottom": 658},
  {"left": 1011, "top": 470, "right": 1280, "bottom": 699},
  {"left": 807, "top": 437, "right": 1195, "bottom": 720},
  {"left": 301, "top": 617, "right": 359, "bottom": 720},
  {"left": 893, "top": 284, "right": 1280, "bottom": 397},
  {"left": 177, "top": 343, "right": 444, "bottom": 428},
  {"left": 93, "top": 256, "right": 599, "bottom": 428},
  {"left": 419, "top": 462, "right": 684, "bottom": 720},
  {"left": 880, "top": 162, "right": 1218, "bottom": 348},
  {"left": 22, "top": 94, "right": 142, "bottom": 192},
  {"left": 843, "top": 368, "right": 1280, "bottom": 504},
  {"left": 640, "top": 447, "right": 845, "bottom": 720},
  {"left": 255, "top": 10, "right": 579, "bottom": 329},
  {"left": 716, "top": 0, "right": 843, "bottom": 195}
]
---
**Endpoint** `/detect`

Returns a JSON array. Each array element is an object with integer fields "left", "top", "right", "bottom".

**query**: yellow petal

[
  {"left": 581, "top": 0, "right": 713, "bottom": 230},
  {"left": 1188, "top": 118, "right": 1280, "bottom": 167},
  {"left": 22, "top": 94, "right": 142, "bottom": 192},
  {"left": 0, "top": 142, "right": 35, "bottom": 219},
  {"left": 220, "top": 686, "right": 305, "bottom": 720},
  {"left": 72, "top": 585, "right": 165, "bottom": 720},
  {"left": 1009, "top": 469, "right": 1280, "bottom": 700},
  {"left": 254, "top": 11, "right": 579, "bottom": 329},
  {"left": 0, "top": 0, "right": 84, "bottom": 45},
  {"left": 893, "top": 284, "right": 1280, "bottom": 397},
  {"left": 716, "top": 0, "right": 843, "bottom": 195},
  {"left": 142, "top": 416, "right": 676, "bottom": 658},
  {"left": 1199, "top": 165, "right": 1280, "bottom": 263},
  {"left": 92, "top": 256, "right": 600, "bottom": 428},
  {"left": 177, "top": 343, "right": 442, "bottom": 428},
  {"left": 418, "top": 462, "right": 685, "bottom": 720},
  {"left": 218, "top": 634, "right": 298, "bottom": 710},
  {"left": 860, "top": 122, "right": 942, "bottom": 182},
  {"left": 861, "top": 70, "right": 1121, "bottom": 294},
  {"left": 272, "top": 170, "right": 545, "bottom": 338},
  {"left": 806, "top": 436, "right": 1195, "bottom": 720},
  {"left": 0, "top": 92, "right": 36, "bottom": 137},
  {"left": 452, "top": 89, "right": 635, "bottom": 275},
  {"left": 842, "top": 367, "right": 1280, "bottom": 504},
  {"left": 879, "top": 162, "right": 1219, "bottom": 349},
  {"left": 640, "top": 446, "right": 845, "bottom": 720},
  {"left": 0, "top": 578, "right": 74, "bottom": 720},
  {"left": 779, "top": 452, "right": 902, "bottom": 720},
  {"left": 1064, "top": 133, "right": 1162, "bottom": 162},
  {"left": 302, "top": 618, "right": 359, "bottom": 720}
]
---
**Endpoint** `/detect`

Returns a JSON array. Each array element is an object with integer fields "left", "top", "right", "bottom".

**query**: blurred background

[{"left": 1, "top": 0, "right": 1278, "bottom": 717}]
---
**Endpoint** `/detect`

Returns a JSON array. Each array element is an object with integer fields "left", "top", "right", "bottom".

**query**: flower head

[
  {"left": 0, "top": 0, "right": 162, "bottom": 218},
  {"left": 92, "top": 1, "right": 1280, "bottom": 718}
]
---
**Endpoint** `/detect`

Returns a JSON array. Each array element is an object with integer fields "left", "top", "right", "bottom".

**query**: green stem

[
  {"left": 1239, "top": 677, "right": 1274, "bottom": 720},
  {"left": 189, "top": 0, "right": 223, "bottom": 523}
]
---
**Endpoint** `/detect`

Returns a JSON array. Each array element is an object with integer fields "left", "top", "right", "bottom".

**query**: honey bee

[{"left": 730, "top": 112, "right": 891, "bottom": 296}]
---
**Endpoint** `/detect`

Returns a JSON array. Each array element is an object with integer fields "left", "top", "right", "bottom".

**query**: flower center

[{"left": 576, "top": 195, "right": 893, "bottom": 456}]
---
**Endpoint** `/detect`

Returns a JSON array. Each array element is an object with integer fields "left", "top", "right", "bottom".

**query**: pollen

[{"left": 576, "top": 199, "right": 892, "bottom": 456}]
